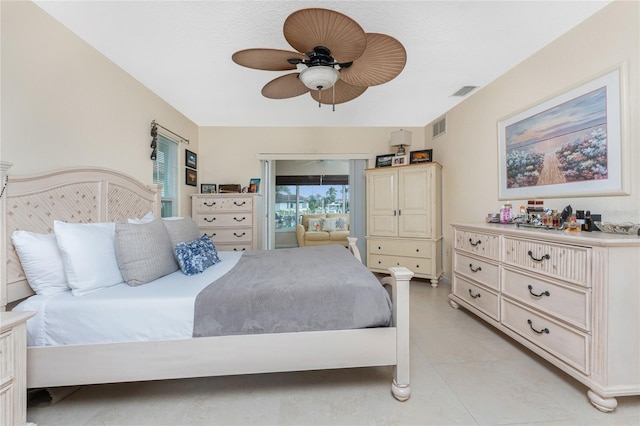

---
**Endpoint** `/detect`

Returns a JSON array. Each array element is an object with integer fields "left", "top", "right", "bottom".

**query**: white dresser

[
  {"left": 191, "top": 194, "right": 261, "bottom": 251},
  {"left": 366, "top": 163, "right": 442, "bottom": 286},
  {"left": 450, "top": 223, "right": 640, "bottom": 412},
  {"left": 1, "top": 311, "right": 35, "bottom": 426}
]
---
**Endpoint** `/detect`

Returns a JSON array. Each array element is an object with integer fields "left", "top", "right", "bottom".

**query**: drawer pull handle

[
  {"left": 233, "top": 248, "right": 246, "bottom": 251},
  {"left": 378, "top": 246, "right": 381, "bottom": 250},
  {"left": 528, "top": 250, "right": 550, "bottom": 262},
  {"left": 378, "top": 261, "right": 382, "bottom": 264},
  {"left": 527, "top": 285, "right": 550, "bottom": 298},
  {"left": 234, "top": 201, "right": 246, "bottom": 206},
  {"left": 468, "top": 289, "right": 481, "bottom": 299},
  {"left": 527, "top": 319, "right": 550, "bottom": 334},
  {"left": 469, "top": 264, "right": 482, "bottom": 272},
  {"left": 203, "top": 201, "right": 216, "bottom": 207},
  {"left": 204, "top": 217, "right": 216, "bottom": 222},
  {"left": 234, "top": 217, "right": 246, "bottom": 222},
  {"left": 416, "top": 249, "right": 420, "bottom": 253},
  {"left": 469, "top": 239, "right": 482, "bottom": 247},
  {"left": 233, "top": 232, "right": 246, "bottom": 238},
  {"left": 206, "top": 233, "right": 217, "bottom": 237}
]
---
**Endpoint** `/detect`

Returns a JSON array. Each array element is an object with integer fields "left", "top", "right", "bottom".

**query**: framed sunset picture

[{"left": 498, "top": 64, "right": 628, "bottom": 199}]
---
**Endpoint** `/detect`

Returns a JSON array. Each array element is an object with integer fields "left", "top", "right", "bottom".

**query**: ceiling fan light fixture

[{"left": 299, "top": 66, "right": 339, "bottom": 91}]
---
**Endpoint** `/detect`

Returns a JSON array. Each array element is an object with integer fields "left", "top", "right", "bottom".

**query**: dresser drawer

[
  {"left": 454, "top": 252, "right": 500, "bottom": 291},
  {"left": 368, "top": 254, "right": 433, "bottom": 275},
  {"left": 216, "top": 243, "right": 252, "bottom": 252},
  {"left": 201, "top": 228, "right": 253, "bottom": 244},
  {"left": 452, "top": 275, "right": 499, "bottom": 320},
  {"left": 501, "top": 298, "right": 589, "bottom": 374},
  {"left": 0, "top": 331, "right": 13, "bottom": 386},
  {"left": 195, "top": 213, "right": 253, "bottom": 228},
  {"left": 195, "top": 197, "right": 253, "bottom": 212},
  {"left": 368, "top": 238, "right": 432, "bottom": 259},
  {"left": 454, "top": 229, "right": 500, "bottom": 260},
  {"left": 503, "top": 237, "right": 590, "bottom": 286},
  {"left": 503, "top": 268, "right": 590, "bottom": 331}
]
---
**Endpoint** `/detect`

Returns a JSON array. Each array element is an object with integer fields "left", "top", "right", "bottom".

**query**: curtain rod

[{"left": 151, "top": 120, "right": 190, "bottom": 144}]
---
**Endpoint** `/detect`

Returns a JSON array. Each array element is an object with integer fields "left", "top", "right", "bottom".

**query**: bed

[{"left": 0, "top": 162, "right": 413, "bottom": 401}]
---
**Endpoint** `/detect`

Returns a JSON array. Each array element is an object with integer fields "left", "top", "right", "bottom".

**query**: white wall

[
  {"left": 432, "top": 0, "right": 639, "bottom": 278},
  {"left": 197, "top": 126, "right": 427, "bottom": 187},
  {"left": 1, "top": 1, "right": 199, "bottom": 215}
]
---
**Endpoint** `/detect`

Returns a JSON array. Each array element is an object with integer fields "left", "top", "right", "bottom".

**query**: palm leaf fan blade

[
  {"left": 283, "top": 8, "right": 366, "bottom": 63},
  {"left": 232, "top": 48, "right": 306, "bottom": 71},
  {"left": 339, "top": 33, "right": 407, "bottom": 87},
  {"left": 262, "top": 73, "right": 310, "bottom": 99}
]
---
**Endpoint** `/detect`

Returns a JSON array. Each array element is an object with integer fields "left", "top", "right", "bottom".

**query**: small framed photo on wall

[
  {"left": 185, "top": 149, "right": 197, "bottom": 169},
  {"left": 186, "top": 169, "right": 197, "bottom": 186}
]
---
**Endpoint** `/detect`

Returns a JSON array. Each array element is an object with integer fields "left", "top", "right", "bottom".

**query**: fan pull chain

[
  {"left": 317, "top": 89, "right": 321, "bottom": 108},
  {"left": 332, "top": 85, "right": 336, "bottom": 112}
]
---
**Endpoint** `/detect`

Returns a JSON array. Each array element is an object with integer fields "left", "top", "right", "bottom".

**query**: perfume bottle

[
  {"left": 501, "top": 202, "right": 512, "bottom": 223},
  {"left": 584, "top": 210, "right": 592, "bottom": 232}
]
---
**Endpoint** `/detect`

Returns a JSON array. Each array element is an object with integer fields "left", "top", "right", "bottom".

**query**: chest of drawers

[
  {"left": 191, "top": 194, "right": 261, "bottom": 251},
  {"left": 450, "top": 223, "right": 640, "bottom": 413},
  {"left": 0, "top": 311, "right": 35, "bottom": 426}
]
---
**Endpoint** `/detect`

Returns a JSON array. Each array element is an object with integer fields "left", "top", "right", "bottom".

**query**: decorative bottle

[{"left": 501, "top": 202, "right": 512, "bottom": 223}]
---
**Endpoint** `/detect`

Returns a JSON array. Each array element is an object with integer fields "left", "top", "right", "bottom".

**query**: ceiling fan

[{"left": 232, "top": 8, "right": 407, "bottom": 110}]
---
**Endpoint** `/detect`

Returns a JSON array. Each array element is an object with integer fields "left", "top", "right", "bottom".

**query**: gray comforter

[{"left": 193, "top": 245, "right": 392, "bottom": 337}]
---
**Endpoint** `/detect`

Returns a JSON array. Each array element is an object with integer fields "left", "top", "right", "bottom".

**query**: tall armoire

[{"left": 365, "top": 162, "right": 442, "bottom": 286}]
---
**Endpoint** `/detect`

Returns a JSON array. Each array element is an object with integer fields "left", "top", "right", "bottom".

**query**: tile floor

[{"left": 27, "top": 279, "right": 640, "bottom": 425}]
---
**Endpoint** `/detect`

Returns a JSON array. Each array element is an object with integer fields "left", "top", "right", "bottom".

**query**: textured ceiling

[{"left": 33, "top": 1, "right": 611, "bottom": 127}]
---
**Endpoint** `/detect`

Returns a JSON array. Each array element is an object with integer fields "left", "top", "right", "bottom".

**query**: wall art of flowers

[{"left": 505, "top": 87, "right": 608, "bottom": 189}]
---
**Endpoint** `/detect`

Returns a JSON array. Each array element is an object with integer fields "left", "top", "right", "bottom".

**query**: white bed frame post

[
  {"left": 0, "top": 161, "right": 12, "bottom": 311},
  {"left": 384, "top": 266, "right": 413, "bottom": 401}
]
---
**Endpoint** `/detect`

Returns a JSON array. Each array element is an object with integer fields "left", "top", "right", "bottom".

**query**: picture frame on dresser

[
  {"left": 498, "top": 63, "right": 629, "bottom": 200},
  {"left": 409, "top": 149, "right": 432, "bottom": 164},
  {"left": 375, "top": 154, "right": 394, "bottom": 168},
  {"left": 201, "top": 184, "right": 217, "bottom": 194},
  {"left": 248, "top": 178, "right": 260, "bottom": 193},
  {"left": 392, "top": 155, "right": 408, "bottom": 167}
]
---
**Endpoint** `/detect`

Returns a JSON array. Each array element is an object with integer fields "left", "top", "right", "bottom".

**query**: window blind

[{"left": 153, "top": 134, "right": 178, "bottom": 217}]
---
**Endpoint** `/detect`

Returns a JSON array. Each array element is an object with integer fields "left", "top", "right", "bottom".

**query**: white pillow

[
  {"left": 54, "top": 220, "right": 124, "bottom": 296},
  {"left": 11, "top": 231, "right": 69, "bottom": 295},
  {"left": 322, "top": 217, "right": 348, "bottom": 232},
  {"left": 127, "top": 211, "right": 155, "bottom": 224}
]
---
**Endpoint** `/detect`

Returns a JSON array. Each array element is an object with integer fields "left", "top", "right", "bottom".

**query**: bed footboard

[{"left": 382, "top": 266, "right": 413, "bottom": 401}]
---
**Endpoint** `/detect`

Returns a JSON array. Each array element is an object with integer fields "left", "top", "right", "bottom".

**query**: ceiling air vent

[
  {"left": 451, "top": 86, "right": 478, "bottom": 97},
  {"left": 432, "top": 115, "right": 447, "bottom": 139}
]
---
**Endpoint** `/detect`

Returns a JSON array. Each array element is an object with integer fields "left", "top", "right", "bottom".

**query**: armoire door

[
  {"left": 367, "top": 168, "right": 397, "bottom": 236},
  {"left": 398, "top": 166, "right": 431, "bottom": 238}
]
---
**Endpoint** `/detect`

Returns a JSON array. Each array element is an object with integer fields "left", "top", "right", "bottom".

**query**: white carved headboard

[{"left": 1, "top": 163, "right": 161, "bottom": 309}]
